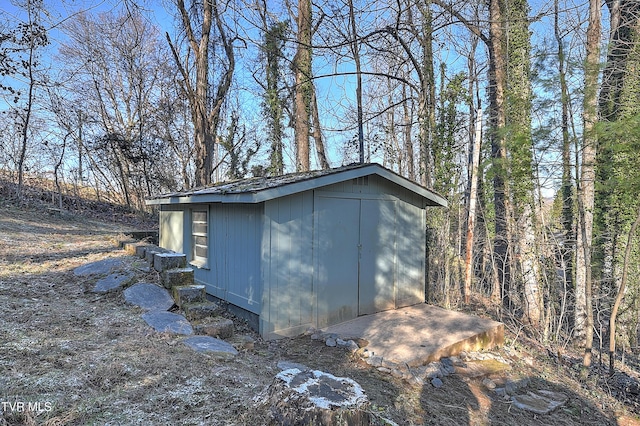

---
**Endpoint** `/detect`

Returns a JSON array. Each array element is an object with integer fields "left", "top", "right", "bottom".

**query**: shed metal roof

[{"left": 146, "top": 163, "right": 447, "bottom": 207}]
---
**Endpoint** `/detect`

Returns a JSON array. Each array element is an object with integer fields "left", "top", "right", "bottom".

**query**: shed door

[
  {"left": 316, "top": 197, "right": 360, "bottom": 328},
  {"left": 316, "top": 196, "right": 396, "bottom": 328},
  {"left": 358, "top": 199, "right": 396, "bottom": 315}
]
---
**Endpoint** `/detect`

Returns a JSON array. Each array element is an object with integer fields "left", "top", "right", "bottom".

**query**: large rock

[
  {"left": 73, "top": 258, "right": 123, "bottom": 277},
  {"left": 124, "top": 283, "right": 175, "bottom": 311},
  {"left": 141, "top": 311, "right": 193, "bottom": 335},
  {"left": 267, "top": 368, "right": 370, "bottom": 426},
  {"left": 91, "top": 272, "right": 134, "bottom": 293}
]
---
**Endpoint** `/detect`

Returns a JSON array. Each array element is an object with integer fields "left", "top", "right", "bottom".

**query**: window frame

[{"left": 191, "top": 208, "right": 209, "bottom": 268}]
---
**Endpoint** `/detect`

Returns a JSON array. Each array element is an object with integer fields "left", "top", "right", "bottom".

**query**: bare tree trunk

[
  {"left": 293, "top": 0, "right": 312, "bottom": 171},
  {"left": 418, "top": 0, "right": 435, "bottom": 187},
  {"left": 17, "top": 0, "right": 38, "bottom": 201},
  {"left": 464, "top": 108, "right": 482, "bottom": 305},
  {"left": 609, "top": 203, "right": 640, "bottom": 374},
  {"left": 310, "top": 87, "right": 329, "bottom": 169},
  {"left": 348, "top": 0, "right": 364, "bottom": 164},
  {"left": 577, "top": 0, "right": 601, "bottom": 367},
  {"left": 402, "top": 83, "right": 414, "bottom": 181},
  {"left": 488, "top": 0, "right": 512, "bottom": 307}
]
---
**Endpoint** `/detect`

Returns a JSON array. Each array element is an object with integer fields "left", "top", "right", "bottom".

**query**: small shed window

[{"left": 192, "top": 209, "right": 208, "bottom": 267}]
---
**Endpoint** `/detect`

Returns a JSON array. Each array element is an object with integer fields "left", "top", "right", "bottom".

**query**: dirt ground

[{"left": 1, "top": 202, "right": 640, "bottom": 425}]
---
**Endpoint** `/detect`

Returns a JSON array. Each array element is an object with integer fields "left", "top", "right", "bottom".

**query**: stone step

[
  {"left": 121, "top": 240, "right": 140, "bottom": 254},
  {"left": 135, "top": 244, "right": 150, "bottom": 259},
  {"left": 153, "top": 252, "right": 186, "bottom": 272},
  {"left": 161, "top": 268, "right": 195, "bottom": 289},
  {"left": 173, "top": 284, "right": 206, "bottom": 306},
  {"left": 182, "top": 301, "right": 222, "bottom": 321},
  {"left": 193, "top": 317, "right": 234, "bottom": 339},
  {"left": 145, "top": 246, "right": 170, "bottom": 264}
]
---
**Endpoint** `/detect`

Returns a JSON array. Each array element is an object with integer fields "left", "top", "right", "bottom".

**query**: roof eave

[{"left": 145, "top": 163, "right": 447, "bottom": 208}]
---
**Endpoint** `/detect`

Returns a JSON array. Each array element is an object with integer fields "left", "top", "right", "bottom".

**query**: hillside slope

[{"left": 1, "top": 198, "right": 640, "bottom": 425}]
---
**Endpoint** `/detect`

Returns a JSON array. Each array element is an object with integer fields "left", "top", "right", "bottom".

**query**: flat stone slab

[
  {"left": 183, "top": 336, "right": 238, "bottom": 355},
  {"left": 141, "top": 311, "right": 193, "bottom": 335},
  {"left": 73, "top": 258, "right": 123, "bottom": 276},
  {"left": 91, "top": 272, "right": 134, "bottom": 293},
  {"left": 124, "top": 283, "right": 174, "bottom": 311},
  {"left": 511, "top": 390, "right": 568, "bottom": 414},
  {"left": 323, "top": 304, "right": 504, "bottom": 367}
]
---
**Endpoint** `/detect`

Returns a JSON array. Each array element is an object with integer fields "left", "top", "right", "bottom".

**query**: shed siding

[
  {"left": 196, "top": 203, "right": 262, "bottom": 314},
  {"left": 159, "top": 208, "right": 184, "bottom": 253},
  {"left": 156, "top": 167, "right": 436, "bottom": 340},
  {"left": 396, "top": 194, "right": 426, "bottom": 307},
  {"left": 261, "top": 192, "right": 314, "bottom": 338}
]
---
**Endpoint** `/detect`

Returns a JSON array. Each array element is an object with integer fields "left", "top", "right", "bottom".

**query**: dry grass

[{"left": 1, "top": 201, "right": 639, "bottom": 425}]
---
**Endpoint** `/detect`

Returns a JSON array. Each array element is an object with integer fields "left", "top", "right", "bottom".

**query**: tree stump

[{"left": 267, "top": 368, "right": 370, "bottom": 425}]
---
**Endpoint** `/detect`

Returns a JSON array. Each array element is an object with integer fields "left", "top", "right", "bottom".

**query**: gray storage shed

[{"left": 146, "top": 163, "right": 447, "bottom": 339}]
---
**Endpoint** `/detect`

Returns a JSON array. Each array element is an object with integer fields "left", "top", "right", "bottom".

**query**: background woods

[{"left": 2, "top": 0, "right": 640, "bottom": 371}]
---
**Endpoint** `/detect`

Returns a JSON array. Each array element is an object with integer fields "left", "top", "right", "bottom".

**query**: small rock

[
  {"left": 482, "top": 378, "right": 496, "bottom": 390},
  {"left": 377, "top": 367, "right": 392, "bottom": 374},
  {"left": 345, "top": 340, "right": 360, "bottom": 352},
  {"left": 431, "top": 377, "right": 444, "bottom": 388},
  {"left": 310, "top": 333, "right": 324, "bottom": 341},
  {"left": 505, "top": 378, "right": 530, "bottom": 395},
  {"left": 450, "top": 356, "right": 465, "bottom": 366},
  {"left": 390, "top": 369, "right": 404, "bottom": 378},
  {"left": 229, "top": 334, "right": 255, "bottom": 351},
  {"left": 336, "top": 338, "right": 348, "bottom": 347},
  {"left": 325, "top": 337, "right": 337, "bottom": 347},
  {"left": 382, "top": 359, "right": 399, "bottom": 370},
  {"left": 366, "top": 356, "right": 383, "bottom": 367},
  {"left": 494, "top": 387, "right": 507, "bottom": 397},
  {"left": 440, "top": 358, "right": 456, "bottom": 375},
  {"left": 441, "top": 358, "right": 454, "bottom": 368},
  {"left": 423, "top": 363, "right": 443, "bottom": 379},
  {"left": 277, "top": 360, "right": 309, "bottom": 371}
]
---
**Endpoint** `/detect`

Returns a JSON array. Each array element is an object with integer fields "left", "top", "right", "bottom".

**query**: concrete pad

[
  {"left": 91, "top": 272, "right": 134, "bottom": 293},
  {"left": 141, "top": 311, "right": 193, "bottom": 335},
  {"left": 73, "top": 258, "right": 123, "bottom": 276},
  {"left": 124, "top": 283, "right": 175, "bottom": 311},
  {"left": 183, "top": 336, "right": 238, "bottom": 355},
  {"left": 323, "top": 304, "right": 504, "bottom": 367}
]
